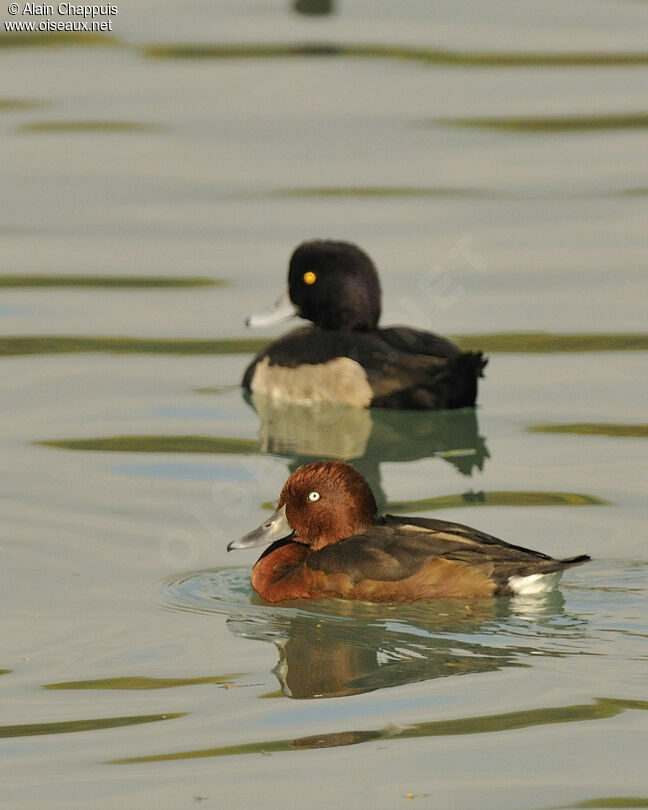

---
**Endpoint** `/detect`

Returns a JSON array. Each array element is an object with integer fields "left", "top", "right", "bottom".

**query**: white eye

[{"left": 307, "top": 491, "right": 320, "bottom": 502}]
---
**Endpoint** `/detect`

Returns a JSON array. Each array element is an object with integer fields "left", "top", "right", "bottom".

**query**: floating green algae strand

[
  {"left": 0, "top": 31, "right": 117, "bottom": 48},
  {"left": 44, "top": 674, "right": 242, "bottom": 690},
  {"left": 0, "top": 275, "right": 223, "bottom": 288},
  {"left": 0, "top": 98, "right": 44, "bottom": 110},
  {"left": 453, "top": 333, "right": 648, "bottom": 353},
  {"left": 529, "top": 424, "right": 648, "bottom": 439},
  {"left": 441, "top": 113, "right": 648, "bottom": 133},
  {"left": 109, "top": 697, "right": 648, "bottom": 763},
  {"left": 271, "top": 186, "right": 494, "bottom": 199},
  {"left": 0, "top": 336, "right": 268, "bottom": 356},
  {"left": 36, "top": 436, "right": 260, "bottom": 454},
  {"left": 142, "top": 42, "right": 648, "bottom": 68},
  {"left": 386, "top": 490, "right": 608, "bottom": 513},
  {"left": 1, "top": 332, "right": 647, "bottom": 357},
  {"left": 556, "top": 799, "right": 648, "bottom": 809},
  {"left": 19, "top": 120, "right": 161, "bottom": 133},
  {"left": 0, "top": 712, "right": 185, "bottom": 739}
]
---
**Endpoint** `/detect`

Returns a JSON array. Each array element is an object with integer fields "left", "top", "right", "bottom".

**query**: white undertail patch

[{"left": 507, "top": 571, "right": 563, "bottom": 595}]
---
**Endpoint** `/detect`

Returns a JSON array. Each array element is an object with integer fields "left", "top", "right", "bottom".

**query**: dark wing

[
  {"left": 377, "top": 326, "right": 462, "bottom": 359},
  {"left": 306, "top": 525, "right": 465, "bottom": 583},
  {"left": 371, "top": 328, "right": 486, "bottom": 409},
  {"left": 307, "top": 516, "right": 587, "bottom": 587},
  {"left": 382, "top": 514, "right": 553, "bottom": 558}
]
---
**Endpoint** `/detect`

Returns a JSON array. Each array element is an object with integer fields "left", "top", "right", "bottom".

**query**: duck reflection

[
  {"left": 226, "top": 591, "right": 573, "bottom": 699},
  {"left": 246, "top": 393, "right": 489, "bottom": 509}
]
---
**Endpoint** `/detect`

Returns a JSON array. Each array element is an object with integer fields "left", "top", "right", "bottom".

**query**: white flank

[
  {"left": 251, "top": 356, "right": 373, "bottom": 407},
  {"left": 508, "top": 571, "right": 563, "bottom": 595}
]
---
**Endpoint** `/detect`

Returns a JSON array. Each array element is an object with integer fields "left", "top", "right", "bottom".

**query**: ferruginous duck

[{"left": 227, "top": 461, "right": 590, "bottom": 603}]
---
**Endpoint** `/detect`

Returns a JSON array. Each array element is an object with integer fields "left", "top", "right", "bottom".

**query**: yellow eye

[{"left": 303, "top": 271, "right": 317, "bottom": 285}]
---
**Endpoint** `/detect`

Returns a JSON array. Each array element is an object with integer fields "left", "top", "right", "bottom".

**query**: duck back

[{"left": 243, "top": 326, "right": 486, "bottom": 409}]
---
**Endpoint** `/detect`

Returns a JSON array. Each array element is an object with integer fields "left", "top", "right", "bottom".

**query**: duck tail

[
  {"left": 441, "top": 351, "right": 487, "bottom": 409},
  {"left": 558, "top": 554, "right": 591, "bottom": 568},
  {"left": 504, "top": 554, "right": 590, "bottom": 595}
]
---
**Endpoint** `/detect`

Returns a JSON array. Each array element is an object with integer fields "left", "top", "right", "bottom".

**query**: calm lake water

[{"left": 2, "top": 2, "right": 647, "bottom": 808}]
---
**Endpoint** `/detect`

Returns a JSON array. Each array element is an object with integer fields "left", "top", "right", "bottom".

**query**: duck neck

[{"left": 251, "top": 539, "right": 310, "bottom": 600}]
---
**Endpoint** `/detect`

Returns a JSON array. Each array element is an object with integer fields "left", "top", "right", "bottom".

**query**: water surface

[{"left": 2, "top": 2, "right": 647, "bottom": 808}]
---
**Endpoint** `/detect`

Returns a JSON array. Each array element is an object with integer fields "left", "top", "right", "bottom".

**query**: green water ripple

[
  {"left": 555, "top": 799, "right": 648, "bottom": 809},
  {"left": 529, "top": 424, "right": 648, "bottom": 439},
  {"left": 0, "top": 275, "right": 223, "bottom": 288},
  {"left": 0, "top": 31, "right": 117, "bottom": 48},
  {"left": 44, "top": 674, "right": 242, "bottom": 690},
  {"left": 0, "top": 712, "right": 186, "bottom": 739},
  {"left": 387, "top": 490, "right": 608, "bottom": 512},
  {"left": 0, "top": 336, "right": 268, "bottom": 356},
  {"left": 0, "top": 98, "right": 44, "bottom": 110},
  {"left": 142, "top": 42, "right": 648, "bottom": 69},
  {"left": 1, "top": 332, "right": 646, "bottom": 357},
  {"left": 36, "top": 436, "right": 259, "bottom": 454},
  {"left": 440, "top": 113, "right": 648, "bottom": 133},
  {"left": 109, "top": 697, "right": 648, "bottom": 763},
  {"left": 18, "top": 120, "right": 161, "bottom": 133}
]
